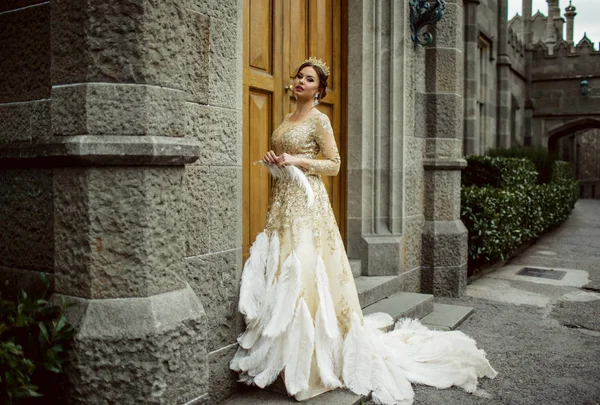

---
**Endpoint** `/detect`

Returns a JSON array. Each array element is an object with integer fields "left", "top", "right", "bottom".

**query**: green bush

[
  {"left": 486, "top": 146, "right": 558, "bottom": 184},
  {"left": 462, "top": 156, "right": 538, "bottom": 188},
  {"left": 0, "top": 274, "right": 75, "bottom": 404},
  {"left": 461, "top": 159, "right": 578, "bottom": 270}
]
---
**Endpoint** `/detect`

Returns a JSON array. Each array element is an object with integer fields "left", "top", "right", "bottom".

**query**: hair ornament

[{"left": 303, "top": 57, "right": 330, "bottom": 77}]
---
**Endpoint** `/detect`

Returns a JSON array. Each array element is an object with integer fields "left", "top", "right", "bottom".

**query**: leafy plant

[
  {"left": 486, "top": 146, "right": 559, "bottom": 184},
  {"left": 462, "top": 156, "right": 538, "bottom": 188},
  {"left": 461, "top": 160, "right": 578, "bottom": 274},
  {"left": 0, "top": 273, "right": 75, "bottom": 404}
]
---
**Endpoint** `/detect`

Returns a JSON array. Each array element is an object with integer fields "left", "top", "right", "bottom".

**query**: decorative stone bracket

[{"left": 410, "top": 0, "right": 447, "bottom": 47}]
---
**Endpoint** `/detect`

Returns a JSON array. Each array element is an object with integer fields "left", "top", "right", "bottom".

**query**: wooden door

[{"left": 243, "top": 0, "right": 345, "bottom": 259}]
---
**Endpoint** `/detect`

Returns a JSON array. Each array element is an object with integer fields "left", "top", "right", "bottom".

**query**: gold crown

[{"left": 303, "top": 57, "right": 330, "bottom": 77}]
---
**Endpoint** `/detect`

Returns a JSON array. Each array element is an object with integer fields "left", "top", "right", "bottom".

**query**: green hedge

[
  {"left": 461, "top": 160, "right": 578, "bottom": 268},
  {"left": 486, "top": 146, "right": 558, "bottom": 184},
  {"left": 462, "top": 156, "right": 538, "bottom": 188}
]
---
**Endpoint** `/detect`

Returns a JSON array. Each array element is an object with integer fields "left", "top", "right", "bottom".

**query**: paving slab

[
  {"left": 222, "top": 387, "right": 365, "bottom": 405},
  {"left": 355, "top": 275, "right": 403, "bottom": 308},
  {"left": 420, "top": 303, "right": 474, "bottom": 331},
  {"left": 362, "top": 291, "right": 434, "bottom": 322}
]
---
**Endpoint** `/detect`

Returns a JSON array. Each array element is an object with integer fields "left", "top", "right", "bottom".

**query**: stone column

[
  {"left": 464, "top": 0, "right": 481, "bottom": 155},
  {"left": 546, "top": 0, "right": 558, "bottom": 47},
  {"left": 347, "top": 0, "right": 408, "bottom": 277},
  {"left": 496, "top": 0, "right": 512, "bottom": 148},
  {"left": 44, "top": 1, "right": 216, "bottom": 403},
  {"left": 421, "top": 0, "right": 468, "bottom": 297},
  {"left": 523, "top": 0, "right": 535, "bottom": 146},
  {"left": 565, "top": 2, "right": 577, "bottom": 46}
]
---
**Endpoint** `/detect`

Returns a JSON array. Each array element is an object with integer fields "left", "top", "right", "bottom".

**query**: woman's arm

[{"left": 276, "top": 115, "right": 340, "bottom": 176}]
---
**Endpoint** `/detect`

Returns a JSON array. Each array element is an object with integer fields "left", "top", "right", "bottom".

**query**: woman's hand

[
  {"left": 276, "top": 153, "right": 302, "bottom": 167},
  {"left": 263, "top": 150, "right": 279, "bottom": 165}
]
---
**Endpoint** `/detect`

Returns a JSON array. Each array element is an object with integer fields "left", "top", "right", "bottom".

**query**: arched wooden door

[{"left": 242, "top": 0, "right": 346, "bottom": 259}]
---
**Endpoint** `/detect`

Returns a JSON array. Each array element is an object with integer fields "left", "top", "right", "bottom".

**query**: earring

[
  {"left": 313, "top": 94, "right": 319, "bottom": 107},
  {"left": 294, "top": 93, "right": 298, "bottom": 101}
]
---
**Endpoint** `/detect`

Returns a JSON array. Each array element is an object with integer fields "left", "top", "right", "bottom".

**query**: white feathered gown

[{"left": 230, "top": 112, "right": 497, "bottom": 404}]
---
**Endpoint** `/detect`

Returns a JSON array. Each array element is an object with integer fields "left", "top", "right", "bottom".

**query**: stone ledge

[
  {"left": 0, "top": 135, "right": 200, "bottom": 166},
  {"left": 423, "top": 157, "right": 467, "bottom": 170}
]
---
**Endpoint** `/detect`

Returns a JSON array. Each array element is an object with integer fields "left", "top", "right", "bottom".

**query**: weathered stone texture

[
  {"left": 421, "top": 221, "right": 468, "bottom": 268},
  {"left": 209, "top": 167, "right": 242, "bottom": 252},
  {"left": 425, "top": 93, "right": 464, "bottom": 139},
  {"left": 432, "top": 2, "right": 463, "bottom": 49},
  {"left": 401, "top": 214, "right": 424, "bottom": 271},
  {"left": 425, "top": 48, "right": 463, "bottom": 94},
  {"left": 209, "top": 344, "right": 240, "bottom": 403},
  {"left": 208, "top": 16, "right": 242, "bottom": 109},
  {"left": 51, "top": 0, "right": 211, "bottom": 101},
  {"left": 363, "top": 236, "right": 402, "bottom": 276},
  {"left": 423, "top": 170, "right": 462, "bottom": 221},
  {"left": 51, "top": 84, "right": 188, "bottom": 137},
  {"left": 186, "top": 104, "right": 242, "bottom": 166},
  {"left": 0, "top": 3, "right": 50, "bottom": 103},
  {"left": 185, "top": 249, "right": 242, "bottom": 352},
  {"left": 61, "top": 286, "right": 208, "bottom": 404},
  {"left": 0, "top": 169, "right": 54, "bottom": 272},
  {"left": 421, "top": 264, "right": 467, "bottom": 297},
  {"left": 54, "top": 167, "right": 187, "bottom": 299},
  {"left": 0, "top": 100, "right": 51, "bottom": 143}
]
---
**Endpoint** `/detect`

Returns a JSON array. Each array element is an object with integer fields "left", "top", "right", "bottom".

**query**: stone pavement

[{"left": 400, "top": 199, "right": 600, "bottom": 405}]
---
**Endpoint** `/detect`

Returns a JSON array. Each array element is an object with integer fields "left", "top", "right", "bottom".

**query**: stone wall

[
  {"left": 575, "top": 129, "right": 600, "bottom": 199},
  {"left": 0, "top": 0, "right": 243, "bottom": 403}
]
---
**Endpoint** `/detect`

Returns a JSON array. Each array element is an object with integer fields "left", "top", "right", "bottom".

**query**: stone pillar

[
  {"left": 546, "top": 0, "right": 558, "bottom": 46},
  {"left": 565, "top": 2, "right": 577, "bottom": 46},
  {"left": 464, "top": 0, "right": 481, "bottom": 155},
  {"left": 523, "top": 0, "right": 535, "bottom": 146},
  {"left": 0, "top": 1, "right": 232, "bottom": 403},
  {"left": 347, "top": 0, "right": 408, "bottom": 277},
  {"left": 421, "top": 0, "right": 468, "bottom": 297},
  {"left": 496, "top": 0, "right": 512, "bottom": 148}
]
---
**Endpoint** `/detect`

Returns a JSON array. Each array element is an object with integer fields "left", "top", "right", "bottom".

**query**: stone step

[
  {"left": 349, "top": 259, "right": 362, "bottom": 278},
  {"left": 419, "top": 303, "right": 474, "bottom": 331},
  {"left": 355, "top": 275, "right": 403, "bottom": 308},
  {"left": 362, "top": 291, "right": 434, "bottom": 326},
  {"left": 222, "top": 386, "right": 366, "bottom": 405}
]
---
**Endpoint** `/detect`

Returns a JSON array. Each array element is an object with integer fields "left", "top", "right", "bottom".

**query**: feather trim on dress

[{"left": 255, "top": 160, "right": 315, "bottom": 208}]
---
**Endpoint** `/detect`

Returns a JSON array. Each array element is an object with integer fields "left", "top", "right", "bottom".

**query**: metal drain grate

[{"left": 517, "top": 267, "right": 566, "bottom": 280}]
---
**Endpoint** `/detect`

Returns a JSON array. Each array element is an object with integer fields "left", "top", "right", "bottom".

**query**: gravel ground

[{"left": 369, "top": 200, "right": 600, "bottom": 405}]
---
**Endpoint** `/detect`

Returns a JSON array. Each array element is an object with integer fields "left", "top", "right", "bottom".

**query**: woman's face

[{"left": 293, "top": 66, "right": 320, "bottom": 101}]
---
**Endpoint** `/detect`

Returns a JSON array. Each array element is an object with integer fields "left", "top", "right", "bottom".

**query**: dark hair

[{"left": 295, "top": 62, "right": 328, "bottom": 100}]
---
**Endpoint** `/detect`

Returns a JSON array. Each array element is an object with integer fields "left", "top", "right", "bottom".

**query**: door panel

[{"left": 243, "top": 0, "right": 345, "bottom": 259}]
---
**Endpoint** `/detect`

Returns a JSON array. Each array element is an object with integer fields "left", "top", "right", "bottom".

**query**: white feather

[
  {"left": 253, "top": 333, "right": 287, "bottom": 388},
  {"left": 256, "top": 160, "right": 314, "bottom": 208},
  {"left": 262, "top": 251, "right": 301, "bottom": 337},
  {"left": 237, "top": 327, "right": 259, "bottom": 350},
  {"left": 238, "top": 232, "right": 269, "bottom": 321},
  {"left": 315, "top": 306, "right": 343, "bottom": 389},
  {"left": 284, "top": 299, "right": 315, "bottom": 395},
  {"left": 229, "top": 346, "right": 247, "bottom": 372},
  {"left": 265, "top": 232, "right": 280, "bottom": 288},
  {"left": 315, "top": 256, "right": 338, "bottom": 338},
  {"left": 364, "top": 312, "right": 394, "bottom": 332},
  {"left": 342, "top": 312, "right": 373, "bottom": 396},
  {"left": 239, "top": 335, "right": 275, "bottom": 377}
]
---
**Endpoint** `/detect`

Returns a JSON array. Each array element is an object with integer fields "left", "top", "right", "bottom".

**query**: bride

[{"left": 230, "top": 57, "right": 497, "bottom": 405}]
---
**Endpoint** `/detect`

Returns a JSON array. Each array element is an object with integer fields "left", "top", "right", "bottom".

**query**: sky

[{"left": 508, "top": 0, "right": 600, "bottom": 46}]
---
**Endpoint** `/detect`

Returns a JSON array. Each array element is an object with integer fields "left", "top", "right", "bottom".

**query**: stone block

[
  {"left": 401, "top": 214, "right": 424, "bottom": 271},
  {"left": 404, "top": 136, "right": 425, "bottom": 169},
  {"left": 0, "top": 169, "right": 54, "bottom": 272},
  {"left": 364, "top": 235, "right": 402, "bottom": 276},
  {"left": 401, "top": 267, "right": 421, "bottom": 293},
  {"left": 209, "top": 344, "right": 239, "bottom": 403},
  {"left": 0, "top": 3, "right": 50, "bottom": 103},
  {"left": 208, "top": 167, "right": 242, "bottom": 252},
  {"left": 425, "top": 138, "right": 463, "bottom": 158},
  {"left": 185, "top": 0, "right": 241, "bottom": 22},
  {"left": 421, "top": 264, "right": 467, "bottom": 297},
  {"left": 184, "top": 166, "right": 210, "bottom": 257},
  {"left": 185, "top": 249, "right": 242, "bottom": 352},
  {"left": 423, "top": 170, "right": 461, "bottom": 221},
  {"left": 432, "top": 2, "right": 463, "bottom": 50},
  {"left": 421, "top": 220, "right": 467, "bottom": 268},
  {"left": 208, "top": 17, "right": 242, "bottom": 109},
  {"left": 51, "top": 84, "right": 187, "bottom": 137},
  {"left": 186, "top": 104, "right": 242, "bottom": 166},
  {"left": 404, "top": 167, "right": 424, "bottom": 218},
  {"left": 425, "top": 93, "right": 463, "bottom": 139},
  {"left": 346, "top": 168, "right": 366, "bottom": 218},
  {"left": 0, "top": 99, "right": 51, "bottom": 143},
  {"left": 59, "top": 285, "right": 209, "bottom": 404},
  {"left": 425, "top": 48, "right": 463, "bottom": 94},
  {"left": 54, "top": 167, "right": 187, "bottom": 299},
  {"left": 52, "top": 0, "right": 210, "bottom": 100},
  {"left": 345, "top": 218, "right": 367, "bottom": 260}
]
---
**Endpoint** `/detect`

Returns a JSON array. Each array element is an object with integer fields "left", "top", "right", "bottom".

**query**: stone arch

[{"left": 547, "top": 117, "right": 600, "bottom": 152}]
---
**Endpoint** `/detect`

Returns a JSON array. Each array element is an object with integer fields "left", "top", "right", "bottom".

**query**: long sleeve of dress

[{"left": 306, "top": 115, "right": 341, "bottom": 176}]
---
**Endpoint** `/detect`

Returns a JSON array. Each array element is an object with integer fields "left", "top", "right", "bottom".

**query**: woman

[{"left": 230, "top": 57, "right": 497, "bottom": 405}]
